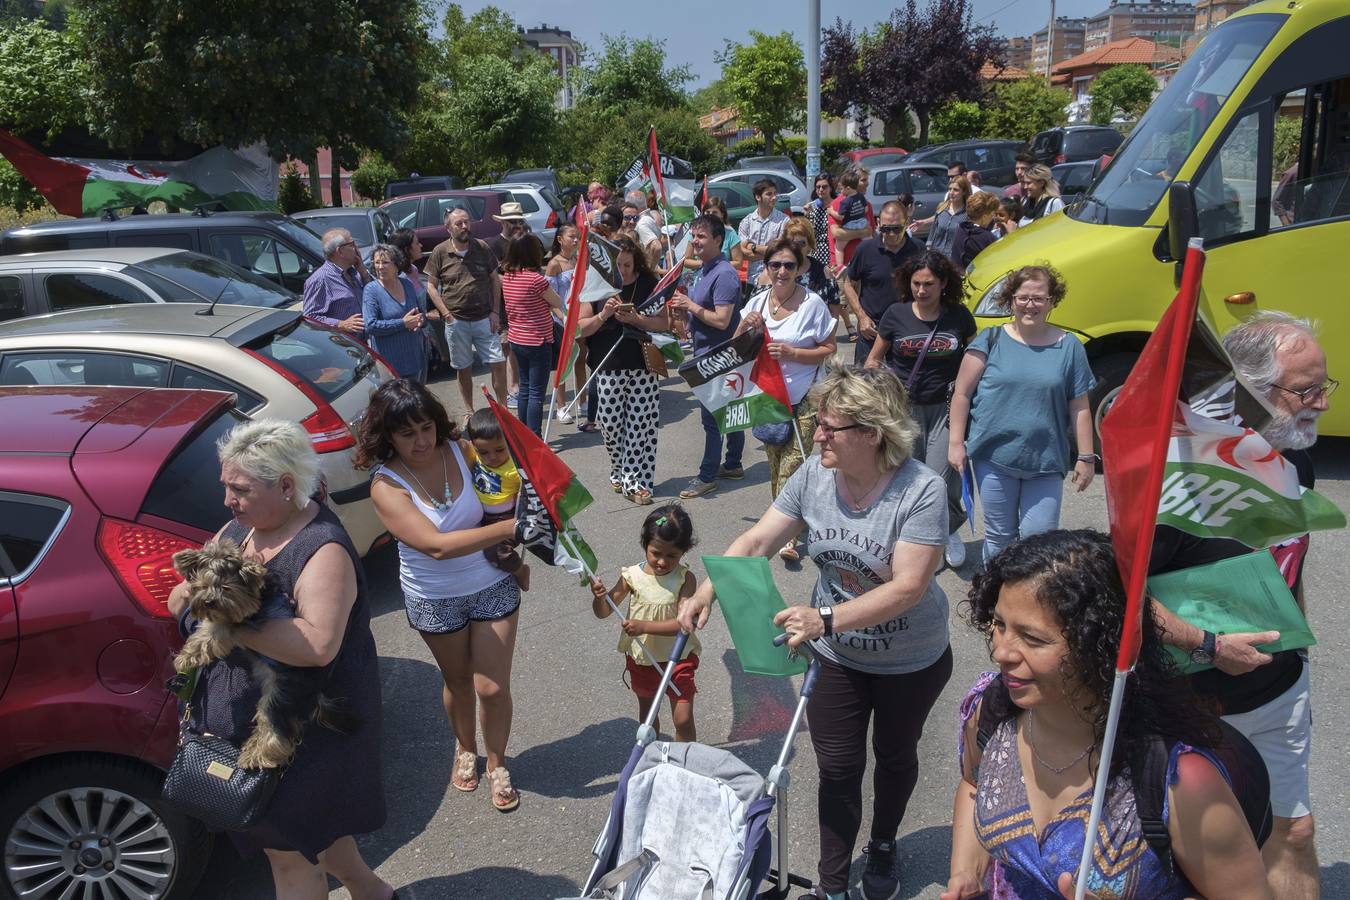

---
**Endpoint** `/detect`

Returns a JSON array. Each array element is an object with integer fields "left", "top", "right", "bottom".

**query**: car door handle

[{"left": 1224, "top": 291, "right": 1256, "bottom": 305}]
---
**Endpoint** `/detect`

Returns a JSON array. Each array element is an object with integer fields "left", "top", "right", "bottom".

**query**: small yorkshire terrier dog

[{"left": 173, "top": 539, "right": 356, "bottom": 770}]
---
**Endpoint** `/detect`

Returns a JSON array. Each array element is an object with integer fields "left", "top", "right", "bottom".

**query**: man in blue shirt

[
  {"left": 671, "top": 214, "right": 743, "bottom": 498},
  {"left": 303, "top": 228, "right": 371, "bottom": 335}
]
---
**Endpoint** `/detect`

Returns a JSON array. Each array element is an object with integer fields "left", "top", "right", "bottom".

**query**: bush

[
  {"left": 1273, "top": 115, "right": 1301, "bottom": 174},
  {"left": 351, "top": 155, "right": 398, "bottom": 202},
  {"left": 0, "top": 160, "right": 45, "bottom": 215},
  {"left": 0, "top": 202, "right": 63, "bottom": 233},
  {"left": 277, "top": 164, "right": 315, "bottom": 215},
  {"left": 930, "top": 101, "right": 989, "bottom": 144}
]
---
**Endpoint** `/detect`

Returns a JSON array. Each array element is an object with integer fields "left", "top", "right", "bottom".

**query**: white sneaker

[
  {"left": 944, "top": 533, "right": 967, "bottom": 568},
  {"left": 555, "top": 408, "right": 574, "bottom": 423}
]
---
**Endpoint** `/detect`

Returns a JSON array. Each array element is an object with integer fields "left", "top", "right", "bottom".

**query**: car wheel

[
  {"left": 1, "top": 757, "right": 211, "bottom": 900},
  {"left": 1089, "top": 351, "right": 1139, "bottom": 453}
]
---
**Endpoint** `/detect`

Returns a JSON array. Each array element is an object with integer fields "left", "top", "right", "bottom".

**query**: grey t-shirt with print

[{"left": 773, "top": 456, "right": 950, "bottom": 675}]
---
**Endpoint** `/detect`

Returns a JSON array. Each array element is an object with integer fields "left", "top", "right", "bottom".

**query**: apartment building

[
  {"left": 1032, "top": 17, "right": 1088, "bottom": 74},
  {"left": 1084, "top": 1, "right": 1196, "bottom": 50},
  {"left": 519, "top": 24, "right": 583, "bottom": 110}
]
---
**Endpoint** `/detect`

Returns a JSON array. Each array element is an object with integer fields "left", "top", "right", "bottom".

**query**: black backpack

[{"left": 975, "top": 685, "right": 1272, "bottom": 874}]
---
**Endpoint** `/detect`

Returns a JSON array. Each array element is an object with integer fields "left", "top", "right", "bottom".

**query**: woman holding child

[{"left": 357, "top": 379, "right": 524, "bottom": 812}]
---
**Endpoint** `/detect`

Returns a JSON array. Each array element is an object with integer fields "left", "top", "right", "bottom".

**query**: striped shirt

[{"left": 502, "top": 270, "right": 554, "bottom": 346}]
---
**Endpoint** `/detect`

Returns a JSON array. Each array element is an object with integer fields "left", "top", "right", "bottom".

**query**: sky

[{"left": 451, "top": 0, "right": 1115, "bottom": 87}]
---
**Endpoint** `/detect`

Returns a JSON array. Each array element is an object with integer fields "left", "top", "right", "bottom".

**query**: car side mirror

[{"left": 1168, "top": 180, "right": 1198, "bottom": 285}]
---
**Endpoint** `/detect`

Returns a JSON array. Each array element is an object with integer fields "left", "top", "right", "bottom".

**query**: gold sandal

[
  {"left": 487, "top": 766, "right": 520, "bottom": 812},
  {"left": 451, "top": 750, "right": 478, "bottom": 792}
]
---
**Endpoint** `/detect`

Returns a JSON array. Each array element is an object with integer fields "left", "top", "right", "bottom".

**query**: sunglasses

[
  {"left": 878, "top": 225, "right": 904, "bottom": 234},
  {"left": 622, "top": 214, "right": 639, "bottom": 222},
  {"left": 766, "top": 260, "right": 798, "bottom": 271}
]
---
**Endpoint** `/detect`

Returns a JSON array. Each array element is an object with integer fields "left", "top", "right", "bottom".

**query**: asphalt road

[{"left": 197, "top": 359, "right": 1350, "bottom": 899}]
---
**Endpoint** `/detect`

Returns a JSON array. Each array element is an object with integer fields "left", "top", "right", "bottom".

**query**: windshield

[
  {"left": 1071, "top": 14, "right": 1284, "bottom": 227},
  {"left": 276, "top": 219, "right": 327, "bottom": 258},
  {"left": 299, "top": 214, "right": 374, "bottom": 245},
  {"left": 131, "top": 252, "right": 294, "bottom": 308}
]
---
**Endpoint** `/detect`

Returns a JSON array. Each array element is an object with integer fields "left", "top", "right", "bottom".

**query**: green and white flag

[
  {"left": 678, "top": 328, "right": 792, "bottom": 434},
  {"left": 634, "top": 261, "right": 686, "bottom": 365}
]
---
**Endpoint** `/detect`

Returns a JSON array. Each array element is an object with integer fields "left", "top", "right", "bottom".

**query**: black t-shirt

[
  {"left": 586, "top": 273, "right": 655, "bottom": 373},
  {"left": 876, "top": 301, "right": 977, "bottom": 404},
  {"left": 1148, "top": 448, "right": 1314, "bottom": 715},
  {"left": 845, "top": 234, "right": 926, "bottom": 320}
]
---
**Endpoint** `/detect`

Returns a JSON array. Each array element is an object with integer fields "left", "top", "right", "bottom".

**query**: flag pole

[
  {"left": 565, "top": 529, "right": 682, "bottom": 697},
  {"left": 1074, "top": 669, "right": 1128, "bottom": 900},
  {"left": 542, "top": 390, "right": 558, "bottom": 441},
  {"left": 560, "top": 339, "right": 623, "bottom": 418},
  {"left": 792, "top": 417, "right": 808, "bottom": 462}
]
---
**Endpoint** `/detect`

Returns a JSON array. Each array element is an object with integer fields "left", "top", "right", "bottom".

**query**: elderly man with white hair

[
  {"left": 302, "top": 228, "right": 372, "bottom": 336},
  {"left": 1149, "top": 310, "right": 1335, "bottom": 900}
]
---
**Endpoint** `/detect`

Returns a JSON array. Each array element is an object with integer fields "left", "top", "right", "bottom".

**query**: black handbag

[{"left": 161, "top": 669, "right": 279, "bottom": 831}]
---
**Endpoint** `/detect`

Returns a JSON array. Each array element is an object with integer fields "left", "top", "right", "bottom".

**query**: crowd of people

[{"left": 187, "top": 159, "right": 1337, "bottom": 900}]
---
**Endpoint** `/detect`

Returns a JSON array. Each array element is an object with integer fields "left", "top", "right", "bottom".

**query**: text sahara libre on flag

[
  {"left": 483, "top": 391, "right": 597, "bottom": 578},
  {"left": 0, "top": 130, "right": 274, "bottom": 217},
  {"left": 678, "top": 328, "right": 792, "bottom": 434},
  {"left": 634, "top": 261, "right": 687, "bottom": 365}
]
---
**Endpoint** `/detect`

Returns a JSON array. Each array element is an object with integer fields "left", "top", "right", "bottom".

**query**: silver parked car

[
  {"left": 863, "top": 162, "right": 953, "bottom": 236},
  {"left": 709, "top": 169, "right": 810, "bottom": 214},
  {"left": 0, "top": 247, "right": 297, "bottom": 324},
  {"left": 291, "top": 206, "right": 397, "bottom": 268},
  {"left": 468, "top": 183, "right": 565, "bottom": 247},
  {"left": 0, "top": 304, "right": 395, "bottom": 554}
]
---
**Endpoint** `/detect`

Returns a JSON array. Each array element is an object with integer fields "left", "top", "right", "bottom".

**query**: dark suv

[
  {"left": 1031, "top": 126, "right": 1123, "bottom": 166},
  {"left": 905, "top": 139, "right": 1026, "bottom": 188},
  {"left": 0, "top": 211, "right": 326, "bottom": 294}
]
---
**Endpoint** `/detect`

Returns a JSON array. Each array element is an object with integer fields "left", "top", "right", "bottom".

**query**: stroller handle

[{"left": 773, "top": 632, "right": 822, "bottom": 697}]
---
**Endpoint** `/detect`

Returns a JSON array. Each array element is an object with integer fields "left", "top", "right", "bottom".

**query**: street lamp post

[{"left": 806, "top": 0, "right": 821, "bottom": 181}]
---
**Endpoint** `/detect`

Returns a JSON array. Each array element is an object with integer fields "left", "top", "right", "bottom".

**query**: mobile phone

[{"left": 615, "top": 303, "right": 635, "bottom": 314}]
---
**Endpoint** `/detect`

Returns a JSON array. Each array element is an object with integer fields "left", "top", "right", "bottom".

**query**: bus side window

[
  {"left": 1273, "top": 78, "right": 1350, "bottom": 229},
  {"left": 1196, "top": 109, "right": 1261, "bottom": 242}
]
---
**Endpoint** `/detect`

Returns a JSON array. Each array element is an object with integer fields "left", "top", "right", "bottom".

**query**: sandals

[
  {"left": 451, "top": 750, "right": 478, "bottom": 792},
  {"left": 626, "top": 487, "right": 653, "bottom": 506},
  {"left": 779, "top": 542, "right": 800, "bottom": 562},
  {"left": 610, "top": 479, "right": 623, "bottom": 494},
  {"left": 577, "top": 421, "right": 600, "bottom": 433},
  {"left": 487, "top": 766, "right": 520, "bottom": 812}
]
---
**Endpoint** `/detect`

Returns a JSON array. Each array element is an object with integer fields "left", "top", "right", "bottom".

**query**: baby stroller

[{"left": 565, "top": 632, "right": 818, "bottom": 900}]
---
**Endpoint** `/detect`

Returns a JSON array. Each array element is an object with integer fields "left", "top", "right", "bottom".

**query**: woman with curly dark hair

[
  {"left": 355, "top": 379, "right": 525, "bottom": 811},
  {"left": 947, "top": 264, "right": 1095, "bottom": 564},
  {"left": 864, "top": 250, "right": 976, "bottom": 568},
  {"left": 944, "top": 529, "right": 1271, "bottom": 900}
]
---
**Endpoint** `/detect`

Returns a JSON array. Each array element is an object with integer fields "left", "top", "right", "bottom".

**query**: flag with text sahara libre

[
  {"left": 633, "top": 261, "right": 686, "bottom": 365},
  {"left": 484, "top": 392, "right": 597, "bottom": 576},
  {"left": 678, "top": 328, "right": 792, "bottom": 434},
  {"left": 0, "top": 130, "right": 272, "bottom": 216}
]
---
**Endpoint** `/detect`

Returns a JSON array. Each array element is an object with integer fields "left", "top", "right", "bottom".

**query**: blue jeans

[
  {"left": 510, "top": 342, "right": 552, "bottom": 435},
  {"left": 972, "top": 460, "right": 1064, "bottom": 564},
  {"left": 698, "top": 405, "right": 745, "bottom": 484}
]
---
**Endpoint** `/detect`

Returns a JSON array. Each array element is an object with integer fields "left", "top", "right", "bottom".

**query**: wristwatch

[
  {"left": 1077, "top": 452, "right": 1101, "bottom": 464},
  {"left": 819, "top": 605, "right": 834, "bottom": 637},
  {"left": 1189, "top": 630, "right": 1217, "bottom": 665}
]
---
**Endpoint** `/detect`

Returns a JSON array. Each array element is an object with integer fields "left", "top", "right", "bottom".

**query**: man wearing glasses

[
  {"left": 303, "top": 228, "right": 371, "bottom": 335},
  {"left": 840, "top": 200, "right": 926, "bottom": 364},
  {"left": 1149, "top": 311, "right": 1334, "bottom": 900}
]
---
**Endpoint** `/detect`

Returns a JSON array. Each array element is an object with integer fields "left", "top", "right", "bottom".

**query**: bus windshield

[{"left": 1069, "top": 14, "right": 1284, "bottom": 227}]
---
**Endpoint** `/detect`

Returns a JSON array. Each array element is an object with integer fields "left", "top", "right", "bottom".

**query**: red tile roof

[
  {"left": 981, "top": 61, "right": 1030, "bottom": 80},
  {"left": 1051, "top": 37, "right": 1178, "bottom": 74}
]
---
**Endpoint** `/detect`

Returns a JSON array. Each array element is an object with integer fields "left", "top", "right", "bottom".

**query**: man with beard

[{"left": 1149, "top": 311, "right": 1334, "bottom": 900}]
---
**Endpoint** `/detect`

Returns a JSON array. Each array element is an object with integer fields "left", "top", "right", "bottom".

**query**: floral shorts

[{"left": 405, "top": 575, "right": 521, "bottom": 634}]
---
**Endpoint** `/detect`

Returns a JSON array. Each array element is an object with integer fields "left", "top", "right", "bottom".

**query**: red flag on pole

[
  {"left": 700, "top": 175, "right": 708, "bottom": 209},
  {"left": 552, "top": 222, "right": 590, "bottom": 390}
]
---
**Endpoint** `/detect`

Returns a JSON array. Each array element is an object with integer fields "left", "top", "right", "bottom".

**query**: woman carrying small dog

[
  {"left": 356, "top": 379, "right": 525, "bottom": 812},
  {"left": 166, "top": 419, "right": 391, "bottom": 900}
]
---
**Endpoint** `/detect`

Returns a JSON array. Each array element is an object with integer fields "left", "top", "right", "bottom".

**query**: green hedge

[{"left": 723, "top": 135, "right": 864, "bottom": 172}]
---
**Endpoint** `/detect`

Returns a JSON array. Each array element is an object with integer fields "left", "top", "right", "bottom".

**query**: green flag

[{"left": 702, "top": 555, "right": 808, "bottom": 677}]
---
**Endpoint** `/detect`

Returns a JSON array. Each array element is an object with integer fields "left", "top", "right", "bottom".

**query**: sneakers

[
  {"left": 944, "top": 533, "right": 967, "bottom": 569},
  {"left": 717, "top": 465, "right": 746, "bottom": 480},
  {"left": 798, "top": 888, "right": 852, "bottom": 900},
  {"left": 506, "top": 391, "right": 519, "bottom": 410},
  {"left": 679, "top": 478, "right": 718, "bottom": 499},
  {"left": 554, "top": 407, "right": 574, "bottom": 423},
  {"left": 860, "top": 839, "right": 899, "bottom": 900}
]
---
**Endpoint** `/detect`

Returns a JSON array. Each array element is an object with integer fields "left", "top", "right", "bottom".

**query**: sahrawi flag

[
  {"left": 633, "top": 262, "right": 686, "bottom": 365},
  {"left": 484, "top": 391, "right": 597, "bottom": 578},
  {"left": 641, "top": 127, "right": 698, "bottom": 225},
  {"left": 552, "top": 222, "right": 591, "bottom": 390},
  {"left": 0, "top": 130, "right": 272, "bottom": 216},
  {"left": 679, "top": 328, "right": 791, "bottom": 433}
]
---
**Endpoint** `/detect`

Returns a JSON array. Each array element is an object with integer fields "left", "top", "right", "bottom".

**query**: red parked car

[
  {"left": 833, "top": 146, "right": 908, "bottom": 174},
  {"left": 377, "top": 189, "right": 512, "bottom": 263},
  {"left": 0, "top": 385, "right": 246, "bottom": 900}
]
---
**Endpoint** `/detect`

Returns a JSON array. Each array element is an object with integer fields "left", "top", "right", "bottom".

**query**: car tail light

[
  {"left": 243, "top": 347, "right": 357, "bottom": 452},
  {"left": 97, "top": 518, "right": 198, "bottom": 619},
  {"left": 546, "top": 208, "right": 558, "bottom": 229},
  {"left": 1055, "top": 152, "right": 1067, "bottom": 164}
]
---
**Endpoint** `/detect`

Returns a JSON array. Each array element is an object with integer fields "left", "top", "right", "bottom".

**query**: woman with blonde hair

[
  {"left": 1018, "top": 164, "right": 1065, "bottom": 226},
  {"left": 167, "top": 419, "right": 391, "bottom": 900},
  {"left": 679, "top": 366, "right": 954, "bottom": 900},
  {"left": 926, "top": 175, "right": 972, "bottom": 263}
]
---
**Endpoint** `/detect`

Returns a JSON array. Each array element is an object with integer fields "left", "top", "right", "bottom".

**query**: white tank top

[{"left": 375, "top": 442, "right": 509, "bottom": 600}]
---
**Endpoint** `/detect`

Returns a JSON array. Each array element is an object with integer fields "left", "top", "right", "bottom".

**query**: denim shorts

[
  {"left": 447, "top": 316, "right": 505, "bottom": 370},
  {"left": 405, "top": 575, "right": 520, "bottom": 634}
]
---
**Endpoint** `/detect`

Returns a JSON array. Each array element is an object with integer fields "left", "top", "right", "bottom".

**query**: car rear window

[
  {"left": 0, "top": 492, "right": 68, "bottom": 578},
  {"left": 276, "top": 220, "right": 326, "bottom": 258},
  {"left": 141, "top": 408, "right": 246, "bottom": 533},
  {"left": 246, "top": 317, "right": 373, "bottom": 402},
  {"left": 131, "top": 252, "right": 294, "bottom": 308},
  {"left": 541, "top": 189, "right": 564, "bottom": 211},
  {"left": 432, "top": 195, "right": 487, "bottom": 222},
  {"left": 300, "top": 214, "right": 374, "bottom": 245}
]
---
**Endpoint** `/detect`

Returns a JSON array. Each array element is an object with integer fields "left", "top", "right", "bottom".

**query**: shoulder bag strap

[{"left": 905, "top": 317, "right": 943, "bottom": 394}]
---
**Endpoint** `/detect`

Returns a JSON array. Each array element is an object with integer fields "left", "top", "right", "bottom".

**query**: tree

[
  {"left": 821, "top": 18, "right": 869, "bottom": 140},
  {"left": 930, "top": 101, "right": 988, "bottom": 143},
  {"left": 555, "top": 102, "right": 719, "bottom": 187},
  {"left": 1089, "top": 65, "right": 1156, "bottom": 125},
  {"left": 690, "top": 77, "right": 735, "bottom": 114},
  {"left": 0, "top": 18, "right": 88, "bottom": 137},
  {"left": 985, "top": 79, "right": 1070, "bottom": 142},
  {"left": 276, "top": 163, "right": 315, "bottom": 215},
  {"left": 575, "top": 35, "right": 692, "bottom": 116},
  {"left": 445, "top": 53, "right": 559, "bottom": 180},
  {"left": 718, "top": 31, "right": 806, "bottom": 156},
  {"left": 76, "top": 0, "right": 425, "bottom": 168},
  {"left": 351, "top": 154, "right": 398, "bottom": 202}
]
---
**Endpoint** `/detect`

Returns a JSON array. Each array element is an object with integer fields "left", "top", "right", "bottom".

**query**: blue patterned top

[
  {"left": 958, "top": 672, "right": 1228, "bottom": 899},
  {"left": 362, "top": 274, "right": 426, "bottom": 379}
]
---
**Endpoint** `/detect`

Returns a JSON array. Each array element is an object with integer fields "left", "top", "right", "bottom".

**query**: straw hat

[{"left": 492, "top": 201, "right": 527, "bottom": 222}]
